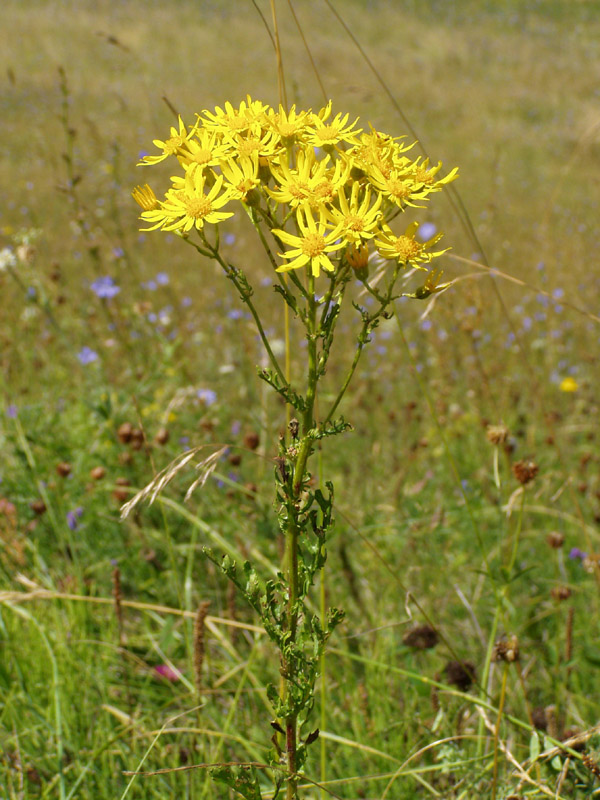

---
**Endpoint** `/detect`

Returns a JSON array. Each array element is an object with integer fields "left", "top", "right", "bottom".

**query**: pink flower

[{"left": 154, "top": 664, "right": 179, "bottom": 682}]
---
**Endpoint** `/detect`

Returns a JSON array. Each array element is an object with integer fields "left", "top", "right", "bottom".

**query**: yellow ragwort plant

[{"left": 133, "top": 96, "right": 458, "bottom": 800}]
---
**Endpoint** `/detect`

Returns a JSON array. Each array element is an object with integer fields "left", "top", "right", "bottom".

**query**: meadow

[{"left": 1, "top": 1, "right": 600, "bottom": 798}]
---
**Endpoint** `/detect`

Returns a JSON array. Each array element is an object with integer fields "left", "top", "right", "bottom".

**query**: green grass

[{"left": 1, "top": 1, "right": 600, "bottom": 797}]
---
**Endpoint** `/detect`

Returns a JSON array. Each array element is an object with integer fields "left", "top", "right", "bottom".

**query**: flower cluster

[{"left": 133, "top": 97, "right": 458, "bottom": 278}]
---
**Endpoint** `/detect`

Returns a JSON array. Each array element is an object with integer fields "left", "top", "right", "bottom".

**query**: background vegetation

[{"left": 1, "top": 1, "right": 599, "bottom": 797}]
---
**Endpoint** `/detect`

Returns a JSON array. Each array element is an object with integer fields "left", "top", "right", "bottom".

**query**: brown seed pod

[
  {"left": 154, "top": 427, "right": 170, "bottom": 445},
  {"left": 117, "top": 422, "right": 134, "bottom": 443},
  {"left": 90, "top": 466, "right": 106, "bottom": 480},
  {"left": 402, "top": 624, "right": 439, "bottom": 650},
  {"left": 112, "top": 477, "right": 131, "bottom": 502},
  {"left": 130, "top": 428, "right": 145, "bottom": 450},
  {"left": 228, "top": 452, "right": 242, "bottom": 466},
  {"left": 56, "top": 461, "right": 72, "bottom": 477},
  {"left": 243, "top": 431, "right": 260, "bottom": 450},
  {"left": 30, "top": 499, "right": 47, "bottom": 516}
]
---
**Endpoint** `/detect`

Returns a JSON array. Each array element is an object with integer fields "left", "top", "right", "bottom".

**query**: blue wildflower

[
  {"left": 77, "top": 346, "right": 99, "bottom": 365},
  {"left": 90, "top": 276, "right": 120, "bottom": 299}
]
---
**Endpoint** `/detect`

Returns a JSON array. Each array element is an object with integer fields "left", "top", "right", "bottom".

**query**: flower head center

[
  {"left": 165, "top": 135, "right": 184, "bottom": 154},
  {"left": 387, "top": 178, "right": 411, "bottom": 199},
  {"left": 184, "top": 196, "right": 212, "bottom": 219},
  {"left": 191, "top": 148, "right": 213, "bottom": 165},
  {"left": 393, "top": 235, "right": 421, "bottom": 262},
  {"left": 301, "top": 232, "right": 326, "bottom": 258}
]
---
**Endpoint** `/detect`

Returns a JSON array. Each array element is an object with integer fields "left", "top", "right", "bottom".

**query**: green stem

[
  {"left": 195, "top": 233, "right": 288, "bottom": 385},
  {"left": 283, "top": 277, "right": 318, "bottom": 800}
]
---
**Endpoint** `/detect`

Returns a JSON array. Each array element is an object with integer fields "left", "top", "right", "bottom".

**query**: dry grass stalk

[{"left": 120, "top": 445, "right": 227, "bottom": 518}]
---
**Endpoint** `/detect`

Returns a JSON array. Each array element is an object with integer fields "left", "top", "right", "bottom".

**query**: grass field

[{"left": 1, "top": 1, "right": 600, "bottom": 798}]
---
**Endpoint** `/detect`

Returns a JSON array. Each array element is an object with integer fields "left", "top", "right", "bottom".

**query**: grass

[{"left": 1, "top": 0, "right": 600, "bottom": 797}]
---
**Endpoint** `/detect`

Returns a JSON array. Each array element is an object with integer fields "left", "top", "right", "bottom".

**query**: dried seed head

[
  {"left": 243, "top": 431, "right": 260, "bottom": 450},
  {"left": 56, "top": 461, "right": 72, "bottom": 477},
  {"left": 130, "top": 428, "right": 145, "bottom": 450},
  {"left": 512, "top": 459, "right": 539, "bottom": 485},
  {"left": 551, "top": 585, "right": 572, "bottom": 602},
  {"left": 228, "top": 452, "right": 242, "bottom": 466},
  {"left": 90, "top": 465, "right": 106, "bottom": 480},
  {"left": 117, "top": 422, "right": 134, "bottom": 444},
  {"left": 402, "top": 624, "right": 439, "bottom": 650},
  {"left": 442, "top": 660, "right": 476, "bottom": 691},
  {"left": 155, "top": 427, "right": 170, "bottom": 445},
  {"left": 493, "top": 634, "right": 520, "bottom": 663},
  {"left": 486, "top": 424, "right": 509, "bottom": 445},
  {"left": 30, "top": 499, "right": 47, "bottom": 515},
  {"left": 244, "top": 482, "right": 258, "bottom": 498},
  {"left": 546, "top": 530, "right": 564, "bottom": 549},
  {"left": 289, "top": 418, "right": 299, "bottom": 440},
  {"left": 119, "top": 451, "right": 133, "bottom": 465}
]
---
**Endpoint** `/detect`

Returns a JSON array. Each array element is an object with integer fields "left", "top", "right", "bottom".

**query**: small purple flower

[
  {"left": 142, "top": 280, "right": 158, "bottom": 291},
  {"left": 231, "top": 420, "right": 241, "bottom": 435},
  {"left": 156, "top": 271, "right": 169, "bottom": 285},
  {"left": 154, "top": 663, "right": 179, "bottom": 682},
  {"left": 552, "top": 288, "right": 564, "bottom": 300},
  {"left": 90, "top": 276, "right": 120, "bottom": 299},
  {"left": 77, "top": 346, "right": 99, "bottom": 365},
  {"left": 181, "top": 296, "right": 192, "bottom": 308},
  {"left": 224, "top": 233, "right": 236, "bottom": 245},
  {"left": 66, "top": 507, "right": 84, "bottom": 531},
  {"left": 569, "top": 547, "right": 587, "bottom": 561},
  {"left": 112, "top": 247, "right": 124, "bottom": 259},
  {"left": 227, "top": 309, "right": 243, "bottom": 320},
  {"left": 179, "top": 436, "right": 190, "bottom": 446},
  {"left": 197, "top": 389, "right": 217, "bottom": 406},
  {"left": 6, "top": 404, "right": 18, "bottom": 418}
]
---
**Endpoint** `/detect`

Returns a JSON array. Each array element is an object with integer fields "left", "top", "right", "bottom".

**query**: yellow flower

[
  {"left": 374, "top": 221, "right": 447, "bottom": 267},
  {"left": 140, "top": 170, "right": 233, "bottom": 233},
  {"left": 349, "top": 129, "right": 414, "bottom": 175},
  {"left": 399, "top": 157, "right": 459, "bottom": 190},
  {"left": 403, "top": 268, "right": 453, "bottom": 299},
  {"left": 559, "top": 377, "right": 578, "bottom": 392},
  {"left": 267, "top": 149, "right": 349, "bottom": 210},
  {"left": 266, "top": 104, "right": 313, "bottom": 143},
  {"left": 223, "top": 128, "right": 282, "bottom": 163},
  {"left": 132, "top": 184, "right": 160, "bottom": 211},
  {"left": 367, "top": 165, "right": 432, "bottom": 208},
  {"left": 305, "top": 101, "right": 361, "bottom": 148},
  {"left": 272, "top": 207, "right": 345, "bottom": 278},
  {"left": 202, "top": 97, "right": 268, "bottom": 136},
  {"left": 326, "top": 182, "right": 382, "bottom": 244},
  {"left": 220, "top": 156, "right": 260, "bottom": 201},
  {"left": 177, "top": 128, "right": 232, "bottom": 171},
  {"left": 139, "top": 116, "right": 197, "bottom": 166}
]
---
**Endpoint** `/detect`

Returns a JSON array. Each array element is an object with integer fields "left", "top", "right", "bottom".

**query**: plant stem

[{"left": 283, "top": 276, "right": 318, "bottom": 799}]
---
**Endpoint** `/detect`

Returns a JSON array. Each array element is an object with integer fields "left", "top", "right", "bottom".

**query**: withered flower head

[
  {"left": 551, "top": 585, "right": 572, "bottom": 602},
  {"left": 442, "top": 660, "right": 476, "bottom": 691},
  {"left": 402, "top": 624, "right": 438, "bottom": 650},
  {"left": 546, "top": 531, "right": 564, "bottom": 549},
  {"left": 512, "top": 459, "right": 539, "bottom": 485},
  {"left": 493, "top": 634, "right": 519, "bottom": 663},
  {"left": 486, "top": 424, "right": 509, "bottom": 445}
]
